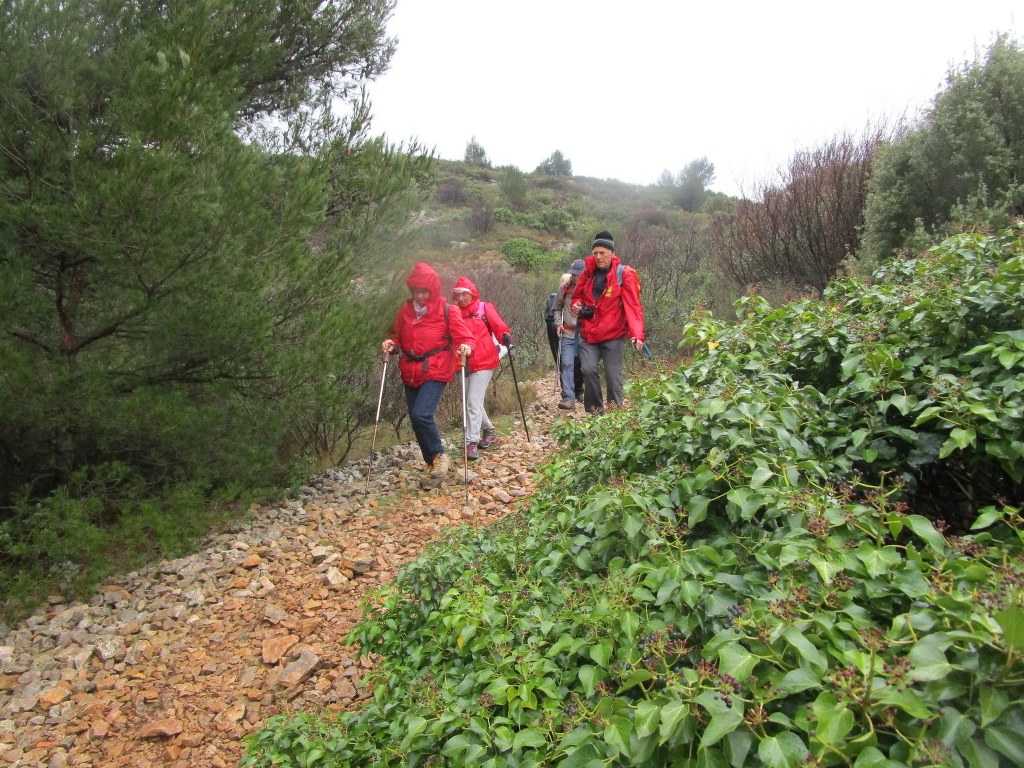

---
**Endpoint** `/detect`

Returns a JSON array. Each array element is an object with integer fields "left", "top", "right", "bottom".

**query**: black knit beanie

[{"left": 592, "top": 230, "right": 615, "bottom": 251}]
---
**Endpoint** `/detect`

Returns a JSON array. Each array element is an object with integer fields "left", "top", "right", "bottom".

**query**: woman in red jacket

[
  {"left": 451, "top": 276, "right": 512, "bottom": 460},
  {"left": 381, "top": 263, "right": 474, "bottom": 478}
]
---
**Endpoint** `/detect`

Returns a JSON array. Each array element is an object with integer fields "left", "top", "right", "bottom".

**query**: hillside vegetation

[
  {"left": 245, "top": 226, "right": 1024, "bottom": 767},
  {"left": 2, "top": 0, "right": 1022, "bottom": 649}
]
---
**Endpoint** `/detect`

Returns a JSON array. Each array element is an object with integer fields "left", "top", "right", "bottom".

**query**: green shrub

[
  {"left": 500, "top": 237, "right": 549, "bottom": 270},
  {"left": 244, "top": 226, "right": 1024, "bottom": 767}
]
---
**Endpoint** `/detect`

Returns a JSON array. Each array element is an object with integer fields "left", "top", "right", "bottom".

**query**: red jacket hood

[
  {"left": 405, "top": 262, "right": 442, "bottom": 300},
  {"left": 453, "top": 276, "right": 479, "bottom": 301}
]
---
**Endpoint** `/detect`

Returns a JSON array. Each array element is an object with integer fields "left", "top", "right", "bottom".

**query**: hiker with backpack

[
  {"left": 552, "top": 259, "right": 586, "bottom": 411},
  {"left": 381, "top": 262, "right": 474, "bottom": 479},
  {"left": 451, "top": 277, "right": 512, "bottom": 460},
  {"left": 570, "top": 230, "right": 646, "bottom": 415}
]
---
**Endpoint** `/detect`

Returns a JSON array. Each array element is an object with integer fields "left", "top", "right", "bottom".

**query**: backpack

[
  {"left": 544, "top": 290, "right": 559, "bottom": 324},
  {"left": 473, "top": 302, "right": 508, "bottom": 359},
  {"left": 615, "top": 264, "right": 640, "bottom": 295}
]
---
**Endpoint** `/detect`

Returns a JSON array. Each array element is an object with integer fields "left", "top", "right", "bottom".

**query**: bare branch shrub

[
  {"left": 465, "top": 199, "right": 495, "bottom": 236},
  {"left": 621, "top": 209, "right": 711, "bottom": 354},
  {"left": 434, "top": 179, "right": 466, "bottom": 205},
  {"left": 712, "top": 124, "right": 894, "bottom": 295}
]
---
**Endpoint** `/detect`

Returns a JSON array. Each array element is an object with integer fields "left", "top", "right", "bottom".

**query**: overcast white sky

[{"left": 365, "top": 1, "right": 1020, "bottom": 197}]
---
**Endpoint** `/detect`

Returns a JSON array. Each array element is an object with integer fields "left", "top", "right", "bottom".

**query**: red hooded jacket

[
  {"left": 388, "top": 263, "right": 474, "bottom": 387},
  {"left": 571, "top": 253, "right": 645, "bottom": 344},
  {"left": 453, "top": 276, "right": 511, "bottom": 373}
]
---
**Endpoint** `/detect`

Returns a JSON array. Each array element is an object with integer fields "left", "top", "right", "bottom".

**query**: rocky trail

[{"left": 0, "top": 372, "right": 578, "bottom": 767}]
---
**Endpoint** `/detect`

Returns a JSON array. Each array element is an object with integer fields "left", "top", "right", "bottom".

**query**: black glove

[{"left": 502, "top": 332, "right": 513, "bottom": 349}]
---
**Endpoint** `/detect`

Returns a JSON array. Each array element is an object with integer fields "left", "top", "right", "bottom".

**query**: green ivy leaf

[
  {"left": 901, "top": 514, "right": 947, "bottom": 552},
  {"left": 615, "top": 669, "right": 653, "bottom": 693},
  {"left": 972, "top": 506, "right": 1004, "bottom": 530},
  {"left": 718, "top": 642, "right": 757, "bottom": 682},
  {"left": 634, "top": 700, "right": 661, "bottom": 739},
  {"left": 658, "top": 700, "right": 690, "bottom": 745},
  {"left": 995, "top": 603, "right": 1024, "bottom": 649},
  {"left": 578, "top": 665, "right": 601, "bottom": 697},
  {"left": 908, "top": 634, "right": 952, "bottom": 681},
  {"left": 980, "top": 687, "right": 1009, "bottom": 727},
  {"left": 603, "top": 715, "right": 633, "bottom": 756},
  {"left": 776, "top": 667, "right": 821, "bottom": 694},
  {"left": 852, "top": 746, "right": 902, "bottom": 767},
  {"left": 400, "top": 714, "right": 427, "bottom": 751},
  {"left": 687, "top": 495, "right": 710, "bottom": 526},
  {"left": 750, "top": 465, "right": 774, "bottom": 488},
  {"left": 984, "top": 725, "right": 1024, "bottom": 764},
  {"left": 784, "top": 627, "right": 827, "bottom": 672},
  {"left": 589, "top": 640, "right": 613, "bottom": 667},
  {"left": 809, "top": 553, "right": 842, "bottom": 584},
  {"left": 812, "top": 692, "right": 854, "bottom": 745},
  {"left": 512, "top": 728, "right": 546, "bottom": 750},
  {"left": 874, "top": 687, "right": 932, "bottom": 719},
  {"left": 757, "top": 732, "right": 808, "bottom": 767},
  {"left": 699, "top": 709, "right": 744, "bottom": 749},
  {"left": 855, "top": 544, "right": 902, "bottom": 578},
  {"left": 959, "top": 735, "right": 1004, "bottom": 768}
]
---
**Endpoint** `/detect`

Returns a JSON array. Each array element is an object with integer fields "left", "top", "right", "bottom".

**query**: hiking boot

[
  {"left": 558, "top": 399, "right": 576, "bottom": 411},
  {"left": 478, "top": 429, "right": 498, "bottom": 449},
  {"left": 429, "top": 452, "right": 450, "bottom": 478},
  {"left": 466, "top": 442, "right": 479, "bottom": 461}
]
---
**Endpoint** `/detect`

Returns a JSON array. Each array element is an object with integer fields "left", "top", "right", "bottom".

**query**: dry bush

[
  {"left": 434, "top": 179, "right": 467, "bottom": 205},
  {"left": 711, "top": 123, "right": 895, "bottom": 295},
  {"left": 465, "top": 199, "right": 495, "bottom": 236}
]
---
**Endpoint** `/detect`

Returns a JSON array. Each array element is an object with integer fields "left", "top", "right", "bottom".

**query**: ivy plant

[{"left": 244, "top": 225, "right": 1024, "bottom": 767}]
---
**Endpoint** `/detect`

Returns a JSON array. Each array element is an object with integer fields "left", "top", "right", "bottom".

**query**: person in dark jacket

[
  {"left": 570, "top": 230, "right": 645, "bottom": 414},
  {"left": 452, "top": 277, "right": 512, "bottom": 459},
  {"left": 382, "top": 263, "right": 474, "bottom": 478}
]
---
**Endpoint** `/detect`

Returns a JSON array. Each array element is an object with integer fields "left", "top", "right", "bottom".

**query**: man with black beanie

[{"left": 570, "top": 230, "right": 646, "bottom": 414}]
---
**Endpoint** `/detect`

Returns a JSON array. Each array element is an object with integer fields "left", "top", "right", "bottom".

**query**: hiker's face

[
  {"left": 592, "top": 247, "right": 613, "bottom": 269},
  {"left": 411, "top": 287, "right": 431, "bottom": 303},
  {"left": 452, "top": 291, "right": 472, "bottom": 308}
]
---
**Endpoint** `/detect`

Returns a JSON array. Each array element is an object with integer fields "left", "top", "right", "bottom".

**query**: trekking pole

[
  {"left": 459, "top": 356, "right": 469, "bottom": 502},
  {"left": 554, "top": 308, "right": 563, "bottom": 394},
  {"left": 366, "top": 352, "right": 390, "bottom": 495},
  {"left": 503, "top": 335, "right": 531, "bottom": 442}
]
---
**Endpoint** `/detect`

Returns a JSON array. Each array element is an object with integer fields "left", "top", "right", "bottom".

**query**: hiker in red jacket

[
  {"left": 570, "top": 230, "right": 645, "bottom": 414},
  {"left": 451, "top": 276, "right": 512, "bottom": 460},
  {"left": 382, "top": 263, "right": 474, "bottom": 478}
]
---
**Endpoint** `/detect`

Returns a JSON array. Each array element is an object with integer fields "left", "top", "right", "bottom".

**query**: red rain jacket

[
  {"left": 571, "top": 253, "right": 645, "bottom": 345},
  {"left": 453, "top": 276, "right": 511, "bottom": 373},
  {"left": 387, "top": 263, "right": 474, "bottom": 387}
]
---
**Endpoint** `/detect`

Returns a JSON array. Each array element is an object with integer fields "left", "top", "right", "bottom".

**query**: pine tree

[{"left": 0, "top": 0, "right": 429, "bottom": 515}]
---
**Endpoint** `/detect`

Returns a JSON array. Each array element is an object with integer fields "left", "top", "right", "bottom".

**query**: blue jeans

[
  {"left": 404, "top": 380, "right": 447, "bottom": 463},
  {"left": 558, "top": 333, "right": 580, "bottom": 401}
]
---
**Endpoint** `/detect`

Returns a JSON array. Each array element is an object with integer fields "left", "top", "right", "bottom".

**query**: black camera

[{"left": 578, "top": 305, "right": 595, "bottom": 319}]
